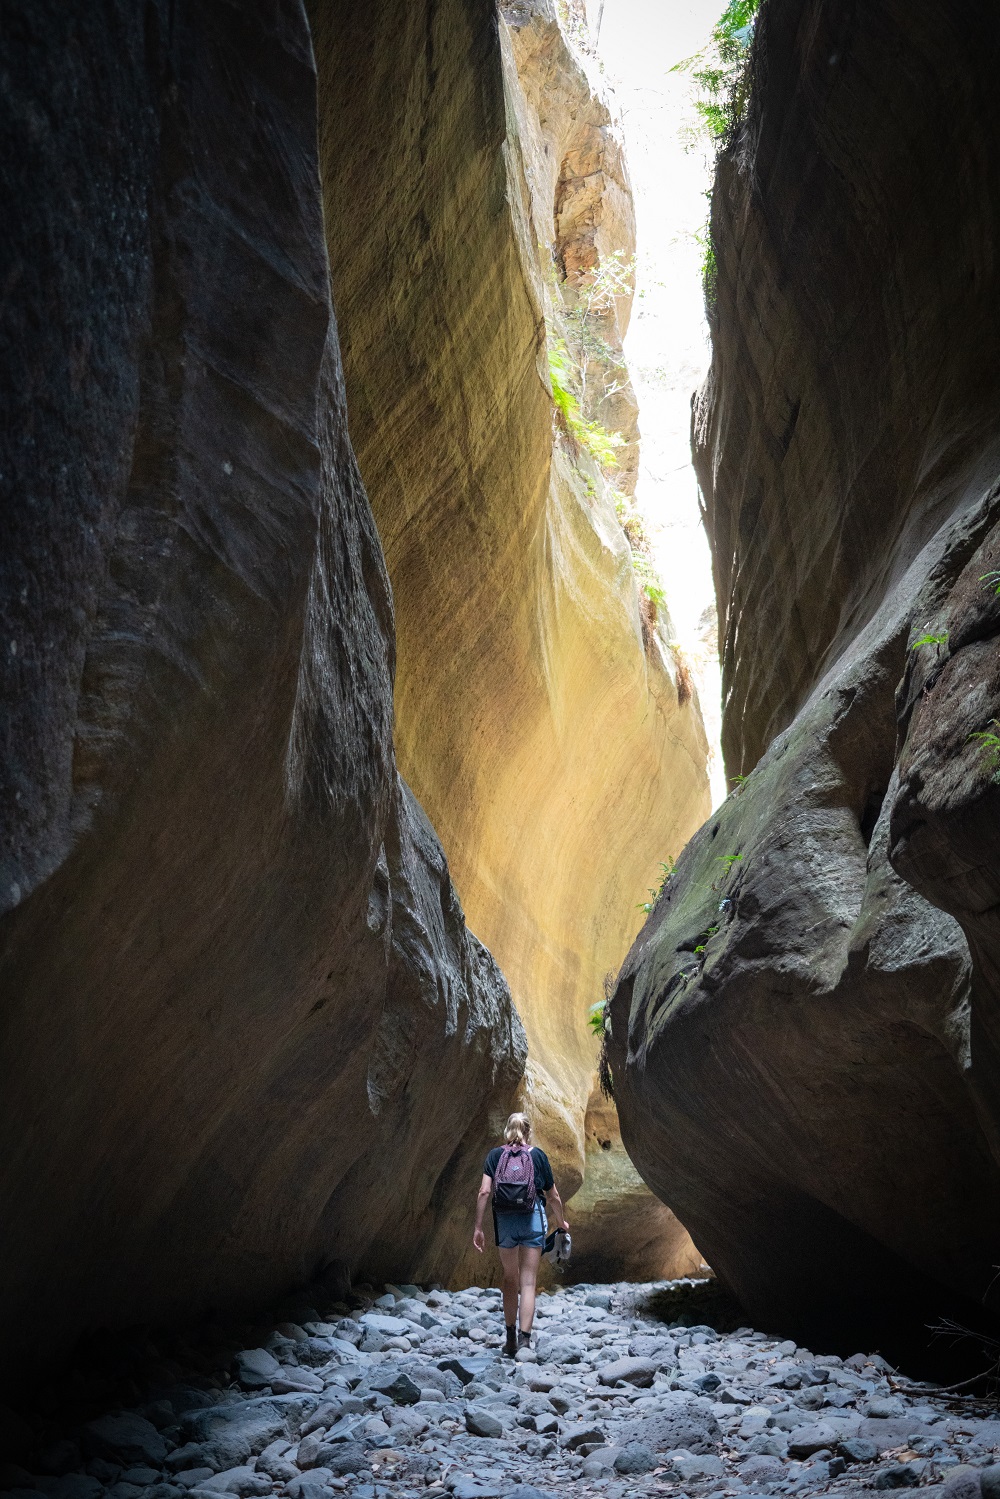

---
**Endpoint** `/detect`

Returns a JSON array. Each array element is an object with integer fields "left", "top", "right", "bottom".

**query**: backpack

[{"left": 492, "top": 1144, "right": 537, "bottom": 1213}]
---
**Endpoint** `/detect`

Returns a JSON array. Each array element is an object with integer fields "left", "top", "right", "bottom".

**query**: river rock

[
  {"left": 787, "top": 1423, "right": 844, "bottom": 1458},
  {"left": 319, "top": 1445, "right": 369, "bottom": 1479},
  {"left": 561, "top": 1423, "right": 606, "bottom": 1451},
  {"left": 272, "top": 1369, "right": 324, "bottom": 1395},
  {"left": 367, "top": 1370, "right": 422, "bottom": 1406},
  {"left": 597, "top": 1357, "right": 657, "bottom": 1388},
  {"left": 740, "top": 1456, "right": 786, "bottom": 1483},
  {"left": 629, "top": 1335, "right": 676, "bottom": 1363},
  {"left": 359, "top": 1315, "right": 412, "bottom": 1340},
  {"left": 439, "top": 1357, "right": 494, "bottom": 1386},
  {"left": 449, "top": 1482, "right": 504, "bottom": 1499},
  {"left": 867, "top": 1398, "right": 907, "bottom": 1420},
  {"left": 464, "top": 1407, "right": 503, "bottom": 1440},
  {"left": 840, "top": 1438, "right": 880, "bottom": 1464},
  {"left": 536, "top": 1336, "right": 587, "bottom": 1365},
  {"left": 625, "top": 1394, "right": 721, "bottom": 1454},
  {"left": 282, "top": 1474, "right": 337, "bottom": 1499},
  {"left": 300, "top": 1402, "right": 351, "bottom": 1438},
  {"left": 234, "top": 1351, "right": 280, "bottom": 1390},
  {"left": 198, "top": 1469, "right": 269, "bottom": 1497},
  {"left": 613, "top": 1443, "right": 657, "bottom": 1475},
  {"left": 666, "top": 1451, "right": 725, "bottom": 1481},
  {"left": 875, "top": 1466, "right": 921, "bottom": 1489},
  {"left": 83, "top": 1416, "right": 168, "bottom": 1467}
]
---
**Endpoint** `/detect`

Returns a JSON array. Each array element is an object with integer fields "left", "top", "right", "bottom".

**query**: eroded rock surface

[
  {"left": 0, "top": 0, "right": 523, "bottom": 1364},
  {"left": 311, "top": 0, "right": 708, "bottom": 1282},
  {"left": 5, "top": 1276, "right": 997, "bottom": 1499},
  {"left": 610, "top": 0, "right": 1000, "bottom": 1360}
]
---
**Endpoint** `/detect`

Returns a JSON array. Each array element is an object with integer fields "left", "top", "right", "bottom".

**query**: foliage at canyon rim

[
  {"left": 674, "top": 0, "right": 762, "bottom": 293},
  {"left": 675, "top": 0, "right": 761, "bottom": 142}
]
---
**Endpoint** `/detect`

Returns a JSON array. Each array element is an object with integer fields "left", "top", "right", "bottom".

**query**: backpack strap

[{"left": 491, "top": 1144, "right": 512, "bottom": 1198}]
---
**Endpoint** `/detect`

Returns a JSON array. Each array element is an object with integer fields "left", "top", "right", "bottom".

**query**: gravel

[{"left": 4, "top": 1276, "right": 996, "bottom": 1499}]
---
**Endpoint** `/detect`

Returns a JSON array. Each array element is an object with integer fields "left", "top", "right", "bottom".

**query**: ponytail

[{"left": 504, "top": 1111, "right": 531, "bottom": 1145}]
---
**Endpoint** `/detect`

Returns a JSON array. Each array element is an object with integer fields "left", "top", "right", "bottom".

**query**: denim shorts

[{"left": 496, "top": 1203, "right": 547, "bottom": 1248}]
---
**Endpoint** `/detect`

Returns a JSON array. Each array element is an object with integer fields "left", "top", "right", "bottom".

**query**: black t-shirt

[{"left": 484, "top": 1145, "right": 554, "bottom": 1206}]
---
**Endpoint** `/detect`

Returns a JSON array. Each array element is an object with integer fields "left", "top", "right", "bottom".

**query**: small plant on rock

[
  {"left": 911, "top": 632, "right": 948, "bottom": 650},
  {"left": 548, "top": 343, "right": 625, "bottom": 471},
  {"left": 980, "top": 570, "right": 1000, "bottom": 597},
  {"left": 593, "top": 971, "right": 616, "bottom": 1100},
  {"left": 639, "top": 858, "right": 676, "bottom": 914},
  {"left": 693, "top": 924, "right": 720, "bottom": 955},
  {"left": 969, "top": 719, "right": 1000, "bottom": 784}
]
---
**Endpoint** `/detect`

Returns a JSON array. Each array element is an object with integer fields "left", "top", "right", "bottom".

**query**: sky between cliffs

[{"left": 586, "top": 0, "right": 727, "bottom": 805}]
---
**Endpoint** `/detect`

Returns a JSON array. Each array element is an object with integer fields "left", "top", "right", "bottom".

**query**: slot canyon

[{"left": 5, "top": 2, "right": 1000, "bottom": 1499}]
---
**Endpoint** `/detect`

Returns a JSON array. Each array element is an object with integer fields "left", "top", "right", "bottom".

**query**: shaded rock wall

[
  {"left": 0, "top": 0, "right": 523, "bottom": 1366},
  {"left": 610, "top": 0, "right": 1000, "bottom": 1364},
  {"left": 311, "top": 0, "right": 709, "bottom": 1279}
]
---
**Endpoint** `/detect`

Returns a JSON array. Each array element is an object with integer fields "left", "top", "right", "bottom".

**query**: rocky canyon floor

[{"left": 4, "top": 1279, "right": 1000, "bottom": 1499}]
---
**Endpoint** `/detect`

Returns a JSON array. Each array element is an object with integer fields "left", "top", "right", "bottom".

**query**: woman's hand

[
  {"left": 473, "top": 1227, "right": 486, "bottom": 1253},
  {"left": 559, "top": 1220, "right": 570, "bottom": 1232}
]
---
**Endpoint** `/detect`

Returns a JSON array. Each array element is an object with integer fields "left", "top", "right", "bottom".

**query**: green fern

[
  {"left": 911, "top": 632, "right": 948, "bottom": 650},
  {"left": 693, "top": 924, "right": 720, "bottom": 955},
  {"left": 548, "top": 344, "right": 624, "bottom": 470},
  {"left": 969, "top": 719, "right": 1000, "bottom": 784},
  {"left": 674, "top": 0, "right": 760, "bottom": 293},
  {"left": 639, "top": 858, "right": 676, "bottom": 915}
]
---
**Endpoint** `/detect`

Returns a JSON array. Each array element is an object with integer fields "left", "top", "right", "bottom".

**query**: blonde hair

[{"left": 504, "top": 1112, "right": 531, "bottom": 1145}]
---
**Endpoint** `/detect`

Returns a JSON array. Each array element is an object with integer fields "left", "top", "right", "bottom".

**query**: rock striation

[
  {"left": 311, "top": 0, "right": 709, "bottom": 1280},
  {"left": 610, "top": 0, "right": 1000, "bottom": 1363},
  {"left": 0, "top": 0, "right": 523, "bottom": 1368}
]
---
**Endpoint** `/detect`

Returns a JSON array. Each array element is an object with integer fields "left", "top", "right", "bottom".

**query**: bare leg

[
  {"left": 498, "top": 1246, "right": 520, "bottom": 1327},
  {"left": 518, "top": 1246, "right": 542, "bottom": 1332}
]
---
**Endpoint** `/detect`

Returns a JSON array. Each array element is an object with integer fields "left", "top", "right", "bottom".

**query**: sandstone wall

[
  {"left": 0, "top": 0, "right": 523, "bottom": 1366},
  {"left": 609, "top": 0, "right": 1000, "bottom": 1364},
  {"left": 311, "top": 0, "right": 710, "bottom": 1278}
]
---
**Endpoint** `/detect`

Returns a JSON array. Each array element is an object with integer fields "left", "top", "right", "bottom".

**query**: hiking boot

[
  {"left": 504, "top": 1324, "right": 517, "bottom": 1357},
  {"left": 517, "top": 1328, "right": 532, "bottom": 1351}
]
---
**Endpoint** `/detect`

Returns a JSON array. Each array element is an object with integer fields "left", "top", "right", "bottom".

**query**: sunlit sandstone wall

[{"left": 311, "top": 0, "right": 711, "bottom": 1278}]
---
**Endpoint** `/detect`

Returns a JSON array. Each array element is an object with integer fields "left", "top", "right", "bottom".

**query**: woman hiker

[{"left": 472, "top": 1111, "right": 570, "bottom": 1356}]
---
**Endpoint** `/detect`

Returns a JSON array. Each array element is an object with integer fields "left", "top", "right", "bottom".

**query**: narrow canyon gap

[{"left": 308, "top": 0, "right": 710, "bottom": 1284}]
